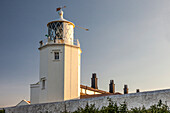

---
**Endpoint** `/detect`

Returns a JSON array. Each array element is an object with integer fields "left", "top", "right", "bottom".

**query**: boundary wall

[{"left": 4, "top": 89, "right": 170, "bottom": 113}]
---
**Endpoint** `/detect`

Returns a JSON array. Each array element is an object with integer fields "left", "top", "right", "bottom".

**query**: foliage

[
  {"left": 130, "top": 106, "right": 147, "bottom": 113},
  {"left": 100, "top": 98, "right": 128, "bottom": 113},
  {"left": 147, "top": 100, "right": 169, "bottom": 113},
  {"left": 0, "top": 109, "right": 5, "bottom": 113},
  {"left": 72, "top": 98, "right": 170, "bottom": 113},
  {"left": 73, "top": 103, "right": 99, "bottom": 113}
]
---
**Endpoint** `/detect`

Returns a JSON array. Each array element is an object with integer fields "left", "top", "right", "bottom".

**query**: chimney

[
  {"left": 124, "top": 85, "right": 128, "bottom": 94},
  {"left": 109, "top": 80, "right": 115, "bottom": 93},
  {"left": 91, "top": 73, "right": 98, "bottom": 89},
  {"left": 136, "top": 89, "right": 140, "bottom": 93}
]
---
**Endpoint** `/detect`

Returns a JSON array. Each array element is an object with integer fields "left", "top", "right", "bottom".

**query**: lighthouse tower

[{"left": 30, "top": 9, "right": 81, "bottom": 104}]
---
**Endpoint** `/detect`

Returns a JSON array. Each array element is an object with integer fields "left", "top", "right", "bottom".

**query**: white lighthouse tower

[{"left": 30, "top": 8, "right": 81, "bottom": 104}]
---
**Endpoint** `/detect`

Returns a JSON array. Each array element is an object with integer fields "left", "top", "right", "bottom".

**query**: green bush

[
  {"left": 72, "top": 98, "right": 170, "bottom": 113},
  {"left": 0, "top": 109, "right": 5, "bottom": 113},
  {"left": 73, "top": 103, "right": 99, "bottom": 113}
]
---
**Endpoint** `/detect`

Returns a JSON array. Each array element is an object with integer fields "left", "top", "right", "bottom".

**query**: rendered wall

[
  {"left": 46, "top": 45, "right": 65, "bottom": 102},
  {"left": 39, "top": 47, "right": 49, "bottom": 103},
  {"left": 39, "top": 45, "right": 65, "bottom": 103},
  {"left": 30, "top": 84, "right": 40, "bottom": 104},
  {"left": 64, "top": 45, "right": 81, "bottom": 100},
  {"left": 5, "top": 89, "right": 170, "bottom": 113},
  {"left": 38, "top": 44, "right": 80, "bottom": 103},
  {"left": 81, "top": 89, "right": 101, "bottom": 95}
]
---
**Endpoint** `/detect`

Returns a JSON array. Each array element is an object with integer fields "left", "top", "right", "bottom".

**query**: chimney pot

[
  {"left": 124, "top": 85, "right": 128, "bottom": 94},
  {"left": 91, "top": 73, "right": 98, "bottom": 89},
  {"left": 110, "top": 80, "right": 114, "bottom": 84},
  {"left": 136, "top": 89, "right": 140, "bottom": 93},
  {"left": 109, "top": 80, "right": 115, "bottom": 93},
  {"left": 92, "top": 73, "right": 96, "bottom": 78}
]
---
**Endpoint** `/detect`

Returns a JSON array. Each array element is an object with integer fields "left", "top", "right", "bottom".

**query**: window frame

[
  {"left": 54, "top": 52, "right": 60, "bottom": 60},
  {"left": 42, "top": 80, "right": 45, "bottom": 90},
  {"left": 41, "top": 77, "right": 46, "bottom": 90}
]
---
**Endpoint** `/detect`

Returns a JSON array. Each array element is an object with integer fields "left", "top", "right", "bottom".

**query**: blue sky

[{"left": 1, "top": 0, "right": 170, "bottom": 107}]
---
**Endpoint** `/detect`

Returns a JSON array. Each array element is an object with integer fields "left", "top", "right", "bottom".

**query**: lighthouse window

[
  {"left": 42, "top": 80, "right": 45, "bottom": 89},
  {"left": 56, "top": 22, "right": 63, "bottom": 39},
  {"left": 54, "top": 52, "right": 59, "bottom": 60}
]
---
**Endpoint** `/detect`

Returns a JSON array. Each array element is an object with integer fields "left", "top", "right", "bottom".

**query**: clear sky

[{"left": 1, "top": 0, "right": 170, "bottom": 107}]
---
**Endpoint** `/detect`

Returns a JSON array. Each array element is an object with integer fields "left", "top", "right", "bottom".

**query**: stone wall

[{"left": 4, "top": 89, "right": 170, "bottom": 113}]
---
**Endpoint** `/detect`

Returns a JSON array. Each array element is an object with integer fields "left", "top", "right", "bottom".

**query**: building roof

[
  {"left": 80, "top": 85, "right": 110, "bottom": 94},
  {"left": 80, "top": 92, "right": 122, "bottom": 99},
  {"left": 80, "top": 84, "right": 122, "bottom": 99},
  {"left": 16, "top": 100, "right": 30, "bottom": 106}
]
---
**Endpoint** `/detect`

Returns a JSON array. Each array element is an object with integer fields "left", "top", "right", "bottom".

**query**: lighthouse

[{"left": 30, "top": 8, "right": 81, "bottom": 104}]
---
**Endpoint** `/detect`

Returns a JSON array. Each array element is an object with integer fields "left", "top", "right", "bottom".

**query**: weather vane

[
  {"left": 55, "top": 6, "right": 89, "bottom": 31},
  {"left": 56, "top": 6, "right": 66, "bottom": 12}
]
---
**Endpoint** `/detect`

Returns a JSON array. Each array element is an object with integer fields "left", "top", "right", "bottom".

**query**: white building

[
  {"left": 30, "top": 9, "right": 81, "bottom": 104},
  {"left": 29, "top": 9, "right": 120, "bottom": 105}
]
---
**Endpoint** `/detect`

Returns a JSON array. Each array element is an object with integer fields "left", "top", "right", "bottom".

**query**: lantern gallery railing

[{"left": 39, "top": 38, "right": 80, "bottom": 47}]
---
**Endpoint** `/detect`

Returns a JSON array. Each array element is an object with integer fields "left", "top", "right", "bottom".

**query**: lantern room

[{"left": 47, "top": 9, "right": 75, "bottom": 45}]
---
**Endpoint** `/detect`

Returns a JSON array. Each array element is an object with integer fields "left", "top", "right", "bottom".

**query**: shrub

[
  {"left": 73, "top": 98, "right": 170, "bottom": 113},
  {"left": 0, "top": 109, "right": 5, "bottom": 113},
  {"left": 73, "top": 103, "right": 99, "bottom": 113}
]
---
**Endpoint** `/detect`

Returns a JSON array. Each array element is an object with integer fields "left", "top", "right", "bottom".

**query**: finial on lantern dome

[
  {"left": 58, "top": 9, "right": 63, "bottom": 19},
  {"left": 56, "top": 6, "right": 66, "bottom": 20}
]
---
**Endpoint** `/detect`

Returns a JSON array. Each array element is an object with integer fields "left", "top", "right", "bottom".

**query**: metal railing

[{"left": 39, "top": 38, "right": 80, "bottom": 47}]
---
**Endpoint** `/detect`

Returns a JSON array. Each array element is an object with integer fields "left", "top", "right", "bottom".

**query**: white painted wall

[
  {"left": 94, "top": 92, "right": 101, "bottom": 94},
  {"left": 38, "top": 44, "right": 81, "bottom": 103},
  {"left": 81, "top": 89, "right": 102, "bottom": 95},
  {"left": 30, "top": 83, "right": 40, "bottom": 104},
  {"left": 47, "top": 45, "right": 65, "bottom": 102},
  {"left": 39, "top": 47, "right": 49, "bottom": 103},
  {"left": 78, "top": 48, "right": 81, "bottom": 98},
  {"left": 64, "top": 45, "right": 81, "bottom": 100},
  {"left": 6, "top": 89, "right": 170, "bottom": 113},
  {"left": 38, "top": 45, "right": 64, "bottom": 103},
  {"left": 85, "top": 90, "right": 94, "bottom": 95}
]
